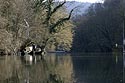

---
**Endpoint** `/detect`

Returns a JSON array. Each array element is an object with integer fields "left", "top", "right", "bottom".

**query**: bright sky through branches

[{"left": 58, "top": 0, "right": 104, "bottom": 3}]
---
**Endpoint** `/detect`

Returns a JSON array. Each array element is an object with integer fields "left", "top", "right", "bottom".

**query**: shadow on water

[
  {"left": 72, "top": 53, "right": 123, "bottom": 83},
  {"left": 123, "top": 52, "right": 125, "bottom": 83},
  {"left": 0, "top": 53, "right": 123, "bottom": 83}
]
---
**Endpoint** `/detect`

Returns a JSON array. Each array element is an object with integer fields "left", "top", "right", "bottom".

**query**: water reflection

[
  {"left": 0, "top": 53, "right": 123, "bottom": 83},
  {"left": 123, "top": 52, "right": 125, "bottom": 83},
  {"left": 72, "top": 53, "right": 123, "bottom": 83},
  {"left": 0, "top": 54, "right": 73, "bottom": 83}
]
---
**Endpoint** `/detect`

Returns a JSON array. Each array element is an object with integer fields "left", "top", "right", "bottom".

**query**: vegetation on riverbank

[
  {"left": 0, "top": 0, "right": 124, "bottom": 55},
  {"left": 0, "top": 0, "right": 74, "bottom": 55},
  {"left": 72, "top": 0, "right": 124, "bottom": 53}
]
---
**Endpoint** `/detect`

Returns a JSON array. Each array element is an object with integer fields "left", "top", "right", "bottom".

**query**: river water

[{"left": 0, "top": 53, "right": 124, "bottom": 83}]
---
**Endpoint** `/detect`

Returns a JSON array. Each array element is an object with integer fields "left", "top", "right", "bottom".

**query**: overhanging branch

[
  {"left": 44, "top": 0, "right": 66, "bottom": 24},
  {"left": 49, "top": 8, "right": 74, "bottom": 33}
]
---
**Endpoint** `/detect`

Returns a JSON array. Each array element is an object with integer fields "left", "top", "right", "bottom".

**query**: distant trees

[
  {"left": 0, "top": 0, "right": 74, "bottom": 55},
  {"left": 72, "top": 0, "right": 123, "bottom": 52}
]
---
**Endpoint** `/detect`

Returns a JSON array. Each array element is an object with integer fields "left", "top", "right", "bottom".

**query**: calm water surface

[{"left": 0, "top": 53, "right": 124, "bottom": 83}]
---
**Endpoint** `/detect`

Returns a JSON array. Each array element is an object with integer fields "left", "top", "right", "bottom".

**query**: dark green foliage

[{"left": 72, "top": 0, "right": 123, "bottom": 53}]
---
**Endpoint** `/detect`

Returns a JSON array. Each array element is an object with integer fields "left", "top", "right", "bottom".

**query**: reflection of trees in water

[
  {"left": 0, "top": 56, "right": 22, "bottom": 82},
  {"left": 45, "top": 54, "right": 74, "bottom": 83},
  {"left": 0, "top": 55, "right": 74, "bottom": 83},
  {"left": 72, "top": 53, "right": 123, "bottom": 83}
]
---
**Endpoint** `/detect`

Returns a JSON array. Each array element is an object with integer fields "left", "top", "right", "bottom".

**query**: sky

[{"left": 58, "top": 0, "right": 103, "bottom": 3}]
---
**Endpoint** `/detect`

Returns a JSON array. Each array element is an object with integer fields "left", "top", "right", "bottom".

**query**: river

[{"left": 0, "top": 53, "right": 124, "bottom": 83}]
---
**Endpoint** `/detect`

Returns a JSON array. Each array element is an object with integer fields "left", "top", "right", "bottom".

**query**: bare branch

[
  {"left": 49, "top": 9, "right": 74, "bottom": 33},
  {"left": 24, "top": 19, "right": 29, "bottom": 27},
  {"left": 51, "top": 0, "right": 66, "bottom": 14},
  {"left": 33, "top": 0, "right": 45, "bottom": 9},
  {"left": 44, "top": 0, "right": 66, "bottom": 24},
  {"left": 24, "top": 19, "right": 30, "bottom": 38}
]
